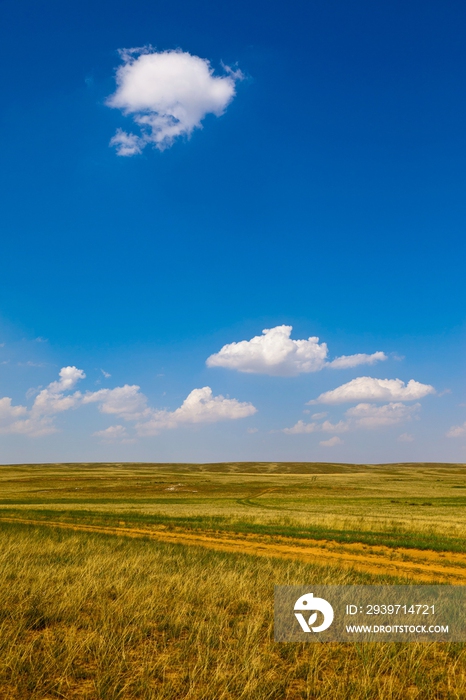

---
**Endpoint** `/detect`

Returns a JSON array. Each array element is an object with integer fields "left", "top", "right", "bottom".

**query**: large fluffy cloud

[
  {"left": 206, "top": 325, "right": 386, "bottom": 376},
  {"left": 311, "top": 376, "right": 435, "bottom": 404},
  {"left": 107, "top": 48, "right": 242, "bottom": 154}
]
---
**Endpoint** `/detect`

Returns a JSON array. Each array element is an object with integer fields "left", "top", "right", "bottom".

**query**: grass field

[{"left": 0, "top": 461, "right": 466, "bottom": 698}]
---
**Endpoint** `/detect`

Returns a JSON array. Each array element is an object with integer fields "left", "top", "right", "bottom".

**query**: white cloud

[
  {"left": 47, "top": 366, "right": 85, "bottom": 393},
  {"left": 206, "top": 325, "right": 387, "bottom": 376},
  {"left": 321, "top": 420, "right": 349, "bottom": 433},
  {"left": 83, "top": 385, "right": 149, "bottom": 421},
  {"left": 109, "top": 130, "right": 143, "bottom": 156},
  {"left": 345, "top": 402, "right": 420, "bottom": 428},
  {"left": 247, "top": 427, "right": 258, "bottom": 434},
  {"left": 93, "top": 425, "right": 133, "bottom": 443},
  {"left": 0, "top": 367, "right": 255, "bottom": 439},
  {"left": 283, "top": 419, "right": 347, "bottom": 435},
  {"left": 311, "top": 412, "right": 328, "bottom": 420},
  {"left": 0, "top": 367, "right": 86, "bottom": 437},
  {"left": 0, "top": 397, "right": 27, "bottom": 422},
  {"left": 101, "top": 369, "right": 111, "bottom": 378},
  {"left": 0, "top": 395, "right": 56, "bottom": 437},
  {"left": 84, "top": 384, "right": 255, "bottom": 437},
  {"left": 398, "top": 432, "right": 414, "bottom": 442},
  {"left": 446, "top": 422, "right": 466, "bottom": 438},
  {"left": 136, "top": 387, "right": 256, "bottom": 436},
  {"left": 283, "top": 420, "right": 318, "bottom": 435},
  {"left": 32, "top": 390, "right": 82, "bottom": 416},
  {"left": 283, "top": 402, "right": 419, "bottom": 436},
  {"left": 206, "top": 326, "right": 328, "bottom": 376},
  {"left": 107, "top": 48, "right": 242, "bottom": 154},
  {"left": 0, "top": 416, "right": 56, "bottom": 437},
  {"left": 320, "top": 436, "right": 343, "bottom": 447},
  {"left": 327, "top": 352, "right": 387, "bottom": 369},
  {"left": 0, "top": 366, "right": 87, "bottom": 435},
  {"left": 31, "top": 366, "right": 86, "bottom": 416},
  {"left": 311, "top": 377, "right": 435, "bottom": 404}
]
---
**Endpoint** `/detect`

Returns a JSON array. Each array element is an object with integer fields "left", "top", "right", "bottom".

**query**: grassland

[{"left": 0, "top": 461, "right": 466, "bottom": 698}]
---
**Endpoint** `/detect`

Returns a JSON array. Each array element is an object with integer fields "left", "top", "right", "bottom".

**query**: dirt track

[{"left": 1, "top": 516, "right": 466, "bottom": 583}]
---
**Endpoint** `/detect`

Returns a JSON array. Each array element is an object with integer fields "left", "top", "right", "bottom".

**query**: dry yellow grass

[
  {"left": 0, "top": 521, "right": 465, "bottom": 700},
  {"left": 1, "top": 462, "right": 466, "bottom": 698},
  {"left": 2, "top": 516, "right": 466, "bottom": 583}
]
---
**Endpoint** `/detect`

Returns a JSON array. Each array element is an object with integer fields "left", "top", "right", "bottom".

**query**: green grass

[
  {"left": 3, "top": 506, "right": 466, "bottom": 554},
  {"left": 1, "top": 461, "right": 466, "bottom": 552}
]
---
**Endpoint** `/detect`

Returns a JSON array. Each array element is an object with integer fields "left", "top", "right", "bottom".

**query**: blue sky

[{"left": 0, "top": 0, "right": 465, "bottom": 463}]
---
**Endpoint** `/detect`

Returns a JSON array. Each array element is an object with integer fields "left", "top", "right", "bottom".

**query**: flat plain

[{"left": 0, "top": 462, "right": 465, "bottom": 699}]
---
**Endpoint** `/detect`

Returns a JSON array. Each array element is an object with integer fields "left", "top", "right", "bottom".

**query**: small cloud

[
  {"left": 327, "top": 352, "right": 387, "bottom": 369},
  {"left": 311, "top": 411, "right": 328, "bottom": 420},
  {"left": 283, "top": 420, "right": 318, "bottom": 435},
  {"left": 101, "top": 369, "right": 111, "bottom": 378},
  {"left": 35, "top": 337, "right": 48, "bottom": 343},
  {"left": 110, "top": 130, "right": 143, "bottom": 156},
  {"left": 398, "top": 432, "right": 414, "bottom": 442},
  {"left": 0, "top": 343, "right": 5, "bottom": 348},
  {"left": 32, "top": 367, "right": 86, "bottom": 416},
  {"left": 247, "top": 427, "right": 258, "bottom": 434},
  {"left": 437, "top": 389, "right": 451, "bottom": 397},
  {"left": 283, "top": 403, "right": 418, "bottom": 436},
  {"left": 345, "top": 402, "right": 420, "bottom": 428},
  {"left": 311, "top": 377, "right": 435, "bottom": 405},
  {"left": 320, "top": 420, "right": 349, "bottom": 433},
  {"left": 446, "top": 422, "right": 466, "bottom": 438},
  {"left": 282, "top": 419, "right": 347, "bottom": 435},
  {"left": 107, "top": 48, "right": 242, "bottom": 154},
  {"left": 320, "top": 436, "right": 343, "bottom": 447},
  {"left": 156, "top": 373, "right": 165, "bottom": 378},
  {"left": 93, "top": 425, "right": 134, "bottom": 443},
  {"left": 26, "top": 386, "right": 42, "bottom": 399}
]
